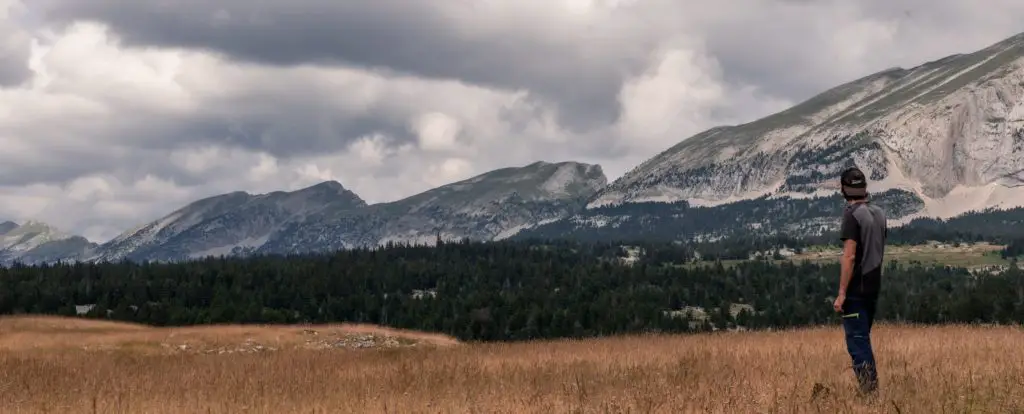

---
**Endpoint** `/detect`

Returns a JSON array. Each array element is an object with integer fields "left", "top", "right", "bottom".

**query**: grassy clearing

[
  {"left": 0, "top": 316, "right": 457, "bottom": 354},
  {"left": 793, "top": 242, "right": 1006, "bottom": 267},
  {"left": 685, "top": 242, "right": 1008, "bottom": 269},
  {"left": 2, "top": 316, "right": 1024, "bottom": 412}
]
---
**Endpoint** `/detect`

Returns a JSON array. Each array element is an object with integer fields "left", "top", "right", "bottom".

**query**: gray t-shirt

[{"left": 840, "top": 202, "right": 887, "bottom": 297}]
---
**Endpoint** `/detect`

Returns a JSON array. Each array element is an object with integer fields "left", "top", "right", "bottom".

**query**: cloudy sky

[{"left": 2, "top": 0, "right": 1023, "bottom": 241}]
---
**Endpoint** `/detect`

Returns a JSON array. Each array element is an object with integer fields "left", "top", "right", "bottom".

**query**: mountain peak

[
  {"left": 298, "top": 180, "right": 345, "bottom": 191},
  {"left": 13, "top": 220, "right": 68, "bottom": 237},
  {"left": 0, "top": 221, "right": 17, "bottom": 235},
  {"left": 91, "top": 179, "right": 369, "bottom": 262},
  {"left": 0, "top": 219, "right": 80, "bottom": 257},
  {"left": 287, "top": 180, "right": 367, "bottom": 207}
]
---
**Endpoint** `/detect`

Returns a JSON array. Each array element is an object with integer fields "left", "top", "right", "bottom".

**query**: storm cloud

[{"left": 3, "top": 0, "right": 1024, "bottom": 240}]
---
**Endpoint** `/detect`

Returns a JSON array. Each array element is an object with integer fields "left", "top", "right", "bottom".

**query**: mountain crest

[
  {"left": 0, "top": 221, "right": 17, "bottom": 235},
  {"left": 80, "top": 160, "right": 605, "bottom": 261},
  {"left": 285, "top": 180, "right": 366, "bottom": 205},
  {"left": 91, "top": 180, "right": 370, "bottom": 262},
  {"left": 0, "top": 220, "right": 95, "bottom": 265},
  {"left": 301, "top": 180, "right": 345, "bottom": 191},
  {"left": 589, "top": 30, "right": 1024, "bottom": 221}
]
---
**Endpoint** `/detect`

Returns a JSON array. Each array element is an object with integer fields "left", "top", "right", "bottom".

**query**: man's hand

[{"left": 833, "top": 294, "right": 845, "bottom": 313}]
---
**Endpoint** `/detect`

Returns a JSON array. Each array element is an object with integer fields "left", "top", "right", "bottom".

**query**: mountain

[
  {"left": 0, "top": 221, "right": 97, "bottom": 265},
  {"left": 259, "top": 161, "right": 606, "bottom": 252},
  {"left": 519, "top": 32, "right": 1024, "bottom": 241},
  {"left": 88, "top": 161, "right": 606, "bottom": 261},
  {"left": 0, "top": 221, "right": 17, "bottom": 234},
  {"left": 90, "top": 181, "right": 368, "bottom": 262}
]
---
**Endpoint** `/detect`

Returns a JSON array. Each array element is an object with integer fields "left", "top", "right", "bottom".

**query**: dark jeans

[{"left": 841, "top": 295, "right": 878, "bottom": 392}]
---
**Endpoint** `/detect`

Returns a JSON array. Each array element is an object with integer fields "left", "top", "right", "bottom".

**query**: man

[{"left": 832, "top": 166, "right": 887, "bottom": 394}]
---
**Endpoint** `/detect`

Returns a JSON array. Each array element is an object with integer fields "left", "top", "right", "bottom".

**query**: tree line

[{"left": 2, "top": 239, "right": 1023, "bottom": 342}]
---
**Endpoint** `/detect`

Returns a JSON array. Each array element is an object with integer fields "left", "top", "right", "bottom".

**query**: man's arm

[
  {"left": 839, "top": 238, "right": 857, "bottom": 296},
  {"left": 837, "top": 208, "right": 860, "bottom": 297}
]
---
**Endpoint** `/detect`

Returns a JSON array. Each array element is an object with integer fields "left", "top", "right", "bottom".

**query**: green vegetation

[
  {"left": 788, "top": 242, "right": 1007, "bottom": 268},
  {"left": 3, "top": 239, "right": 1024, "bottom": 342},
  {"left": 891, "top": 207, "right": 1024, "bottom": 244}
]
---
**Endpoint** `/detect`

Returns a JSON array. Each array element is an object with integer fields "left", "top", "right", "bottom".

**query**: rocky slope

[
  {"left": 590, "top": 32, "right": 1024, "bottom": 218},
  {"left": 0, "top": 221, "right": 97, "bottom": 265},
  {"left": 519, "top": 32, "right": 1024, "bottom": 241},
  {"left": 84, "top": 161, "right": 606, "bottom": 261},
  {"left": 90, "top": 181, "right": 367, "bottom": 262}
]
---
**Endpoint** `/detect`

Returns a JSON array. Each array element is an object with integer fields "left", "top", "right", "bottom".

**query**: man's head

[{"left": 840, "top": 167, "right": 868, "bottom": 201}]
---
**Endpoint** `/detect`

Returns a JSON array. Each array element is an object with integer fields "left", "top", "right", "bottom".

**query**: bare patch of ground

[{"left": 0, "top": 315, "right": 457, "bottom": 355}]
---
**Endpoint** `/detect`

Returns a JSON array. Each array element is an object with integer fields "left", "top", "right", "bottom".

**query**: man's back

[{"left": 840, "top": 202, "right": 887, "bottom": 298}]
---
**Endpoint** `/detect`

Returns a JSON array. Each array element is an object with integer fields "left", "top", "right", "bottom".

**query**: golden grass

[{"left": 2, "top": 317, "right": 1024, "bottom": 413}]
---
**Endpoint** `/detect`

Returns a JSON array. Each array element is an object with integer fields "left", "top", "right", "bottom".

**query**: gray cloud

[
  {"left": 0, "top": 0, "right": 31, "bottom": 86},
  {"left": 30, "top": 0, "right": 1024, "bottom": 126},
  {"left": 31, "top": 0, "right": 655, "bottom": 131},
  {"left": 3, "top": 0, "right": 1024, "bottom": 241},
  {"left": 0, "top": 55, "right": 29, "bottom": 86}
]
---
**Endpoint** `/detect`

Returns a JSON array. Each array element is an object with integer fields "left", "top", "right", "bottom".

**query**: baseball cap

[{"left": 840, "top": 167, "right": 868, "bottom": 197}]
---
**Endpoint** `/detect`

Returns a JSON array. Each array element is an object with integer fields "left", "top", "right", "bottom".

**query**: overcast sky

[{"left": 2, "top": 0, "right": 1024, "bottom": 242}]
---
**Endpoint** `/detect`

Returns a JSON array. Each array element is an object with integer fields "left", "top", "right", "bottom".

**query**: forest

[{"left": 2, "top": 239, "right": 1023, "bottom": 342}]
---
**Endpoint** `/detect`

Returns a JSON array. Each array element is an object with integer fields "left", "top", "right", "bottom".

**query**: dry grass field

[{"left": 2, "top": 316, "right": 1024, "bottom": 413}]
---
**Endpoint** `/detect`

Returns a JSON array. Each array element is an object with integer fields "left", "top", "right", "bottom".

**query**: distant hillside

[{"left": 0, "top": 221, "right": 96, "bottom": 265}]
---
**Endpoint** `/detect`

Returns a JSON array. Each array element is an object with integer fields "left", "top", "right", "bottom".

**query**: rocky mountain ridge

[
  {"left": 3, "top": 161, "right": 605, "bottom": 264},
  {"left": 0, "top": 221, "right": 97, "bottom": 265},
  {"left": 71, "top": 161, "right": 606, "bottom": 263},
  {"left": 589, "top": 32, "right": 1024, "bottom": 221},
  {"left": 93, "top": 180, "right": 368, "bottom": 262}
]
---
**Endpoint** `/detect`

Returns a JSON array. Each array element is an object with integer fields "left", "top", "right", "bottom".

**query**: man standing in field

[{"left": 832, "top": 166, "right": 886, "bottom": 394}]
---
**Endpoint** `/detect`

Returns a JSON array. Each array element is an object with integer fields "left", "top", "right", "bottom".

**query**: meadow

[
  {"left": 793, "top": 242, "right": 1007, "bottom": 268},
  {"left": 2, "top": 316, "right": 1023, "bottom": 413},
  {"left": 697, "top": 241, "right": 1009, "bottom": 270}
]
